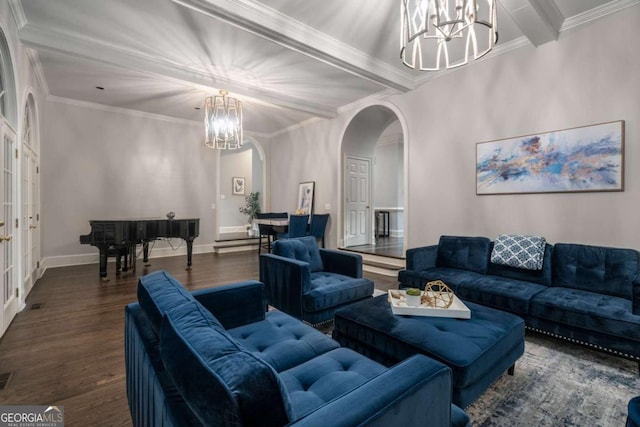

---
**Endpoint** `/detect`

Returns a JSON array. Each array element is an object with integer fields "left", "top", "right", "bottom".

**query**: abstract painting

[
  {"left": 296, "top": 182, "right": 315, "bottom": 215},
  {"left": 476, "top": 121, "right": 624, "bottom": 195}
]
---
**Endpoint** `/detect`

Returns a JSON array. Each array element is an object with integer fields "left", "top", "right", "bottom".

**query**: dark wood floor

[
  {"left": 0, "top": 251, "right": 399, "bottom": 426},
  {"left": 342, "top": 236, "right": 405, "bottom": 258}
]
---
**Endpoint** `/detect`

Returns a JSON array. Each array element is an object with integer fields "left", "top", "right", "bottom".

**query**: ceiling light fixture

[
  {"left": 204, "top": 90, "right": 243, "bottom": 149},
  {"left": 400, "top": 0, "right": 498, "bottom": 71}
]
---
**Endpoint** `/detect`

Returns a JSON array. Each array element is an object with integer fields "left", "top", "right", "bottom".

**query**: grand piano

[{"left": 80, "top": 218, "right": 199, "bottom": 279}]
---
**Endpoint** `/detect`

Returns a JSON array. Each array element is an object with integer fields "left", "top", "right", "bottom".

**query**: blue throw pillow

[{"left": 491, "top": 234, "right": 546, "bottom": 271}]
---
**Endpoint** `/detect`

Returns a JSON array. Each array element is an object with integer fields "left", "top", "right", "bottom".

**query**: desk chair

[
  {"left": 277, "top": 214, "right": 308, "bottom": 239},
  {"left": 256, "top": 212, "right": 287, "bottom": 254},
  {"left": 308, "top": 214, "right": 329, "bottom": 247}
]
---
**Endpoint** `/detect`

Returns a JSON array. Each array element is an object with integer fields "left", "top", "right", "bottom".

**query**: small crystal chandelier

[
  {"left": 400, "top": 0, "right": 498, "bottom": 71},
  {"left": 204, "top": 90, "right": 243, "bottom": 149}
]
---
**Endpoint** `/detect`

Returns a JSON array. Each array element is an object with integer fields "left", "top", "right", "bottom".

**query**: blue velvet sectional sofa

[
  {"left": 398, "top": 235, "right": 640, "bottom": 370},
  {"left": 125, "top": 270, "right": 471, "bottom": 427}
]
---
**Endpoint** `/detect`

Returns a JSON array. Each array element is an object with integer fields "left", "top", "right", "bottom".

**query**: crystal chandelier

[
  {"left": 204, "top": 90, "right": 243, "bottom": 149},
  {"left": 400, "top": 0, "right": 498, "bottom": 71}
]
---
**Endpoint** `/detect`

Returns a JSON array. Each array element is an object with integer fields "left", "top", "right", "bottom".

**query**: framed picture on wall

[
  {"left": 296, "top": 181, "right": 315, "bottom": 215},
  {"left": 232, "top": 177, "right": 246, "bottom": 195},
  {"left": 476, "top": 120, "right": 624, "bottom": 195}
]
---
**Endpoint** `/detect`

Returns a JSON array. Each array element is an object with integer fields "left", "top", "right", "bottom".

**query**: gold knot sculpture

[{"left": 421, "top": 280, "right": 454, "bottom": 308}]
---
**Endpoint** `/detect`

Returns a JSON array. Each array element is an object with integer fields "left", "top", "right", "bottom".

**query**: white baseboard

[
  {"left": 220, "top": 225, "right": 249, "bottom": 234},
  {"left": 42, "top": 243, "right": 215, "bottom": 270}
]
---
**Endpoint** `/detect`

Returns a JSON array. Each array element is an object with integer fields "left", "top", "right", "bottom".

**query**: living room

[{"left": 0, "top": 0, "right": 639, "bottom": 426}]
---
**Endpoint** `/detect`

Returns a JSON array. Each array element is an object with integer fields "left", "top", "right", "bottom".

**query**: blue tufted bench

[{"left": 333, "top": 295, "right": 525, "bottom": 408}]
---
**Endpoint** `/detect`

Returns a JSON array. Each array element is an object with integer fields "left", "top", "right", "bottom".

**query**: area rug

[
  {"left": 466, "top": 331, "right": 638, "bottom": 426},
  {"left": 318, "top": 312, "right": 638, "bottom": 426}
]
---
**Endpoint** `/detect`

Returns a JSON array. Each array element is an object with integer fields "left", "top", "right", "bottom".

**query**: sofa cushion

[
  {"left": 552, "top": 243, "right": 639, "bottom": 299},
  {"left": 228, "top": 310, "right": 340, "bottom": 372},
  {"left": 278, "top": 347, "right": 387, "bottom": 420},
  {"left": 273, "top": 236, "right": 324, "bottom": 273},
  {"left": 529, "top": 287, "right": 640, "bottom": 341},
  {"left": 488, "top": 243, "right": 553, "bottom": 285},
  {"left": 437, "top": 236, "right": 491, "bottom": 274},
  {"left": 303, "top": 273, "right": 373, "bottom": 312},
  {"left": 398, "top": 267, "right": 485, "bottom": 293},
  {"left": 490, "top": 234, "right": 546, "bottom": 270},
  {"left": 159, "top": 301, "right": 291, "bottom": 427},
  {"left": 137, "top": 270, "right": 224, "bottom": 333},
  {"left": 456, "top": 275, "right": 548, "bottom": 316}
]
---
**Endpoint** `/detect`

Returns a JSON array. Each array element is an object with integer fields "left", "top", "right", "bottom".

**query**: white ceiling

[{"left": 10, "top": 0, "right": 638, "bottom": 136}]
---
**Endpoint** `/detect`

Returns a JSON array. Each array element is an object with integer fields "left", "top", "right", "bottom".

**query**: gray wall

[
  {"left": 36, "top": 4, "right": 640, "bottom": 266},
  {"left": 269, "top": 6, "right": 640, "bottom": 250},
  {"left": 42, "top": 100, "right": 217, "bottom": 263}
]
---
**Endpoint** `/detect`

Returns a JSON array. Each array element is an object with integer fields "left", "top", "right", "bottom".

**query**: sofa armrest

[
  {"left": 289, "top": 355, "right": 453, "bottom": 427},
  {"left": 633, "top": 276, "right": 640, "bottom": 316},
  {"left": 319, "top": 249, "right": 363, "bottom": 278},
  {"left": 192, "top": 281, "right": 266, "bottom": 329},
  {"left": 406, "top": 245, "right": 439, "bottom": 271},
  {"left": 260, "top": 253, "right": 311, "bottom": 319}
]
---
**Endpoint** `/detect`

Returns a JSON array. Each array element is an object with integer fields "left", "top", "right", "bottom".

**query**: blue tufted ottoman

[{"left": 333, "top": 295, "right": 525, "bottom": 408}]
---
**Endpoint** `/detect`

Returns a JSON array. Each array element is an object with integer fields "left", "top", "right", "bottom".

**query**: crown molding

[
  {"left": 337, "top": 89, "right": 397, "bottom": 115},
  {"left": 413, "top": 35, "right": 531, "bottom": 86},
  {"left": 25, "top": 48, "right": 49, "bottom": 96},
  {"left": 172, "top": 0, "right": 414, "bottom": 93},
  {"left": 48, "top": 95, "right": 203, "bottom": 126},
  {"left": 7, "top": 0, "right": 27, "bottom": 29},
  {"left": 561, "top": 0, "right": 640, "bottom": 32},
  {"left": 19, "top": 24, "right": 337, "bottom": 119},
  {"left": 268, "top": 116, "right": 324, "bottom": 139}
]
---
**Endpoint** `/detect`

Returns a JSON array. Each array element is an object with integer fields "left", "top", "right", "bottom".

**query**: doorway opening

[{"left": 340, "top": 105, "right": 406, "bottom": 259}]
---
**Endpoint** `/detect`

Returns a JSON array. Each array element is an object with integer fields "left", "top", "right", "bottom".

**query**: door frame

[
  {"left": 343, "top": 154, "right": 372, "bottom": 248},
  {"left": 0, "top": 119, "right": 18, "bottom": 336}
]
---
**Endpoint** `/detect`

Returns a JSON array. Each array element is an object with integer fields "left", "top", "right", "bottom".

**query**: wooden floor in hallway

[
  {"left": 341, "top": 236, "right": 405, "bottom": 258},
  {"left": 0, "top": 250, "right": 399, "bottom": 426}
]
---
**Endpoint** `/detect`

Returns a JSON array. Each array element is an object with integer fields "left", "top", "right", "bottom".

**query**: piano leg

[
  {"left": 186, "top": 238, "right": 194, "bottom": 270},
  {"left": 131, "top": 244, "right": 137, "bottom": 271},
  {"left": 115, "top": 253, "right": 122, "bottom": 276},
  {"left": 121, "top": 247, "right": 128, "bottom": 272},
  {"left": 98, "top": 245, "right": 109, "bottom": 280},
  {"left": 143, "top": 241, "right": 151, "bottom": 267}
]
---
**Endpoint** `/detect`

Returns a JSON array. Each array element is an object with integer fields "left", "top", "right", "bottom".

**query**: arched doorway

[
  {"left": 339, "top": 104, "right": 407, "bottom": 257},
  {"left": 215, "top": 138, "right": 266, "bottom": 237}
]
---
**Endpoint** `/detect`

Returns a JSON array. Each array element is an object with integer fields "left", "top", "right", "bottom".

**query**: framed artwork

[
  {"left": 296, "top": 181, "right": 315, "bottom": 215},
  {"left": 476, "top": 120, "right": 624, "bottom": 195},
  {"left": 232, "top": 177, "right": 245, "bottom": 195}
]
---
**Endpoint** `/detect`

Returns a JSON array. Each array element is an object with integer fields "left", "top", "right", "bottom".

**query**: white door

[
  {"left": 0, "top": 120, "right": 17, "bottom": 336},
  {"left": 22, "top": 101, "right": 39, "bottom": 296},
  {"left": 345, "top": 156, "right": 371, "bottom": 247},
  {"left": 22, "top": 145, "right": 38, "bottom": 295}
]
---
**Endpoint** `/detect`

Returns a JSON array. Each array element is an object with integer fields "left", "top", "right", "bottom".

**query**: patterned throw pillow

[{"left": 491, "top": 234, "right": 546, "bottom": 270}]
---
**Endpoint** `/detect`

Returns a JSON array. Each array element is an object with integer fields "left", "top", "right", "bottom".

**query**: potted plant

[
  {"left": 405, "top": 288, "right": 422, "bottom": 307},
  {"left": 239, "top": 192, "right": 261, "bottom": 236}
]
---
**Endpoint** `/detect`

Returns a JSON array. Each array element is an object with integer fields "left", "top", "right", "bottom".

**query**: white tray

[{"left": 388, "top": 290, "right": 471, "bottom": 319}]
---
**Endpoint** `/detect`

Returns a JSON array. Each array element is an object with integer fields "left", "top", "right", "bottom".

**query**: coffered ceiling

[{"left": 9, "top": 0, "right": 638, "bottom": 136}]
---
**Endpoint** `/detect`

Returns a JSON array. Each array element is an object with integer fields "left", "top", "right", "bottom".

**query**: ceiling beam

[
  {"left": 18, "top": 24, "right": 338, "bottom": 119},
  {"left": 499, "top": 0, "right": 564, "bottom": 47},
  {"left": 172, "top": 0, "right": 414, "bottom": 93}
]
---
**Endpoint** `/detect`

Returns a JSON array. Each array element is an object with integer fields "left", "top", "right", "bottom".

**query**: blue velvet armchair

[{"left": 260, "top": 236, "right": 374, "bottom": 325}]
